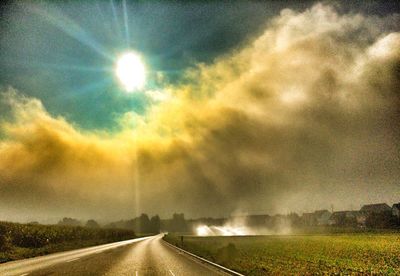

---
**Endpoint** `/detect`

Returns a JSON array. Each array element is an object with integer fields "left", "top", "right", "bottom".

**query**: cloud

[{"left": 0, "top": 4, "right": 399, "bottom": 221}]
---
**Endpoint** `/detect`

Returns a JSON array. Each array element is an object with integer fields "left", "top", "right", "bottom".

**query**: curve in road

[{"left": 0, "top": 235, "right": 227, "bottom": 276}]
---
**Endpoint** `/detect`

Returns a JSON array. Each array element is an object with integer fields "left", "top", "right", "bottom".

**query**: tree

[
  {"left": 0, "top": 224, "right": 10, "bottom": 250},
  {"left": 57, "top": 217, "right": 81, "bottom": 226},
  {"left": 287, "top": 212, "right": 301, "bottom": 227},
  {"left": 150, "top": 215, "right": 161, "bottom": 233},
  {"left": 85, "top": 219, "right": 100, "bottom": 228},
  {"left": 133, "top": 214, "right": 151, "bottom": 233},
  {"left": 171, "top": 213, "right": 187, "bottom": 232}
]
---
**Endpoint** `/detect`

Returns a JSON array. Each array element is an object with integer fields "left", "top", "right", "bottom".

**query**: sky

[{"left": 0, "top": 0, "right": 399, "bottom": 222}]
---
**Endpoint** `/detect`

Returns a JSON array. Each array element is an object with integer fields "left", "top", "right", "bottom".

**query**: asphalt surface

[{"left": 0, "top": 235, "right": 226, "bottom": 276}]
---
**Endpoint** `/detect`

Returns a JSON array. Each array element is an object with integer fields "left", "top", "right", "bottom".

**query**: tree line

[{"left": 56, "top": 213, "right": 190, "bottom": 234}]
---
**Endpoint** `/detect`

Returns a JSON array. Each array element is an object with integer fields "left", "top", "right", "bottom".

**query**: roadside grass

[
  {"left": 164, "top": 233, "right": 400, "bottom": 275},
  {"left": 0, "top": 221, "right": 137, "bottom": 263}
]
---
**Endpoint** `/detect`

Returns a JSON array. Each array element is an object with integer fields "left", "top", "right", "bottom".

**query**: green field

[
  {"left": 164, "top": 233, "right": 400, "bottom": 275},
  {"left": 0, "top": 221, "right": 137, "bottom": 263}
]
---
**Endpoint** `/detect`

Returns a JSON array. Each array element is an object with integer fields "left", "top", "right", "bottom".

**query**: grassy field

[
  {"left": 0, "top": 221, "right": 137, "bottom": 263},
  {"left": 164, "top": 233, "right": 400, "bottom": 275}
]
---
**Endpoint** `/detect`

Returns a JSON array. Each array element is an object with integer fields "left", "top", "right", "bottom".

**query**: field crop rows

[
  {"left": 0, "top": 221, "right": 136, "bottom": 263},
  {"left": 164, "top": 234, "right": 400, "bottom": 275}
]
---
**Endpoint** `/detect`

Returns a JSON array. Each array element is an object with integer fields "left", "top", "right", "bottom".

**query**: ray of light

[
  {"left": 25, "top": 3, "right": 114, "bottom": 61},
  {"left": 2, "top": 58, "right": 112, "bottom": 73},
  {"left": 110, "top": 0, "right": 123, "bottom": 43},
  {"left": 54, "top": 77, "right": 114, "bottom": 102},
  {"left": 71, "top": 77, "right": 114, "bottom": 97},
  {"left": 44, "top": 63, "right": 111, "bottom": 73},
  {"left": 122, "top": 0, "right": 130, "bottom": 47},
  {"left": 95, "top": 2, "right": 118, "bottom": 43},
  {"left": 133, "top": 144, "right": 140, "bottom": 218}
]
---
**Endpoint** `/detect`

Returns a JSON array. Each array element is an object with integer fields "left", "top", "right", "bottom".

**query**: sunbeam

[
  {"left": 95, "top": 2, "right": 117, "bottom": 43},
  {"left": 26, "top": 2, "right": 114, "bottom": 61},
  {"left": 122, "top": 0, "right": 130, "bottom": 47},
  {"left": 110, "top": 0, "right": 123, "bottom": 42},
  {"left": 2, "top": 59, "right": 111, "bottom": 73},
  {"left": 53, "top": 77, "right": 114, "bottom": 103}
]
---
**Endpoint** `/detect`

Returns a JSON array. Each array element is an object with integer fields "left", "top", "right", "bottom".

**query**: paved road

[{"left": 0, "top": 235, "right": 226, "bottom": 276}]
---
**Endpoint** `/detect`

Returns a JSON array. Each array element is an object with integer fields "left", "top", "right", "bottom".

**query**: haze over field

[{"left": 0, "top": 1, "right": 399, "bottom": 222}]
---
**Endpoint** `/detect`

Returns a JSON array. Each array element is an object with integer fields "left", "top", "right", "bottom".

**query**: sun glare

[{"left": 115, "top": 52, "right": 146, "bottom": 92}]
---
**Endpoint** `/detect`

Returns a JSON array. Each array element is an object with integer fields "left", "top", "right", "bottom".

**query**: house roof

[
  {"left": 360, "top": 203, "right": 391, "bottom": 212},
  {"left": 330, "top": 211, "right": 347, "bottom": 218},
  {"left": 330, "top": 211, "right": 360, "bottom": 218},
  {"left": 393, "top": 203, "right": 400, "bottom": 209}
]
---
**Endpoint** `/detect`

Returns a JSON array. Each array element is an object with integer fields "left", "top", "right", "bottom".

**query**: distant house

[
  {"left": 355, "top": 212, "right": 367, "bottom": 226},
  {"left": 301, "top": 212, "right": 316, "bottom": 226},
  {"left": 328, "top": 211, "right": 362, "bottom": 226},
  {"left": 301, "top": 210, "right": 331, "bottom": 226},
  {"left": 360, "top": 203, "right": 394, "bottom": 228},
  {"left": 328, "top": 211, "right": 344, "bottom": 225},
  {"left": 314, "top": 210, "right": 331, "bottom": 226},
  {"left": 392, "top": 203, "right": 400, "bottom": 218},
  {"left": 360, "top": 203, "right": 391, "bottom": 214}
]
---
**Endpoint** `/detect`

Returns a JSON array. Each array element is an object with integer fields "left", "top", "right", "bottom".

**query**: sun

[{"left": 115, "top": 52, "right": 146, "bottom": 92}]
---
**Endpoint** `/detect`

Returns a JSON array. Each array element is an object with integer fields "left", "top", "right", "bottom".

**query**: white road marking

[
  {"left": 19, "top": 274, "right": 29, "bottom": 276},
  {"left": 169, "top": 269, "right": 176, "bottom": 276},
  {"left": 135, "top": 271, "right": 138, "bottom": 276},
  {"left": 66, "top": 257, "right": 80, "bottom": 263},
  {"left": 163, "top": 240, "right": 244, "bottom": 276}
]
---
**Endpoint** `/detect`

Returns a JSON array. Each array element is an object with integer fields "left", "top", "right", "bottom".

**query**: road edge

[
  {"left": 162, "top": 238, "right": 244, "bottom": 276},
  {"left": 0, "top": 235, "right": 155, "bottom": 276}
]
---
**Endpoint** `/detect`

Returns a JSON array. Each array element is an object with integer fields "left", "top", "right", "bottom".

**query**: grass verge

[{"left": 164, "top": 233, "right": 400, "bottom": 275}]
